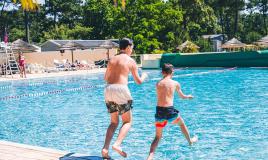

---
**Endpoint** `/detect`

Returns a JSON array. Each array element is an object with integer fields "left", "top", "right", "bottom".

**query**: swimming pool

[{"left": 0, "top": 68, "right": 267, "bottom": 160}]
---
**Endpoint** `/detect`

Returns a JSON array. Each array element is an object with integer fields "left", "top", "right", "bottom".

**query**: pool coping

[{"left": 0, "top": 140, "right": 92, "bottom": 160}]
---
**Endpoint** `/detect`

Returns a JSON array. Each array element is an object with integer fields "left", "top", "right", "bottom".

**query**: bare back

[
  {"left": 105, "top": 54, "right": 135, "bottom": 84},
  {"left": 156, "top": 78, "right": 178, "bottom": 107}
]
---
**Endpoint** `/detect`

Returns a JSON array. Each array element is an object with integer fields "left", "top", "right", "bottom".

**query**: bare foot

[
  {"left": 102, "top": 148, "right": 111, "bottom": 159},
  {"left": 147, "top": 153, "right": 154, "bottom": 160},
  {"left": 190, "top": 135, "right": 198, "bottom": 145},
  {"left": 112, "top": 145, "right": 127, "bottom": 157}
]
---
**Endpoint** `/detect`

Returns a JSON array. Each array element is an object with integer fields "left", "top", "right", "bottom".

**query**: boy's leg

[
  {"left": 102, "top": 112, "right": 119, "bottom": 158},
  {"left": 112, "top": 110, "right": 132, "bottom": 157},
  {"left": 147, "top": 127, "right": 163, "bottom": 160},
  {"left": 173, "top": 117, "right": 198, "bottom": 145}
]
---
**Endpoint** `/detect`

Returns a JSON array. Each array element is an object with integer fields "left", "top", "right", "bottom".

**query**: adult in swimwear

[
  {"left": 147, "top": 63, "right": 198, "bottom": 160},
  {"left": 102, "top": 38, "right": 148, "bottom": 159},
  {"left": 18, "top": 51, "right": 26, "bottom": 78}
]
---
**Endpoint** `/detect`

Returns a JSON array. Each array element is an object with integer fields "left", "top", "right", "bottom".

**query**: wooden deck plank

[
  {"left": 0, "top": 145, "right": 65, "bottom": 159},
  {"left": 0, "top": 140, "right": 74, "bottom": 160}
]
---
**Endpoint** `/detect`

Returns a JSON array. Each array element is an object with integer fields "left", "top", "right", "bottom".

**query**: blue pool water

[{"left": 0, "top": 68, "right": 267, "bottom": 160}]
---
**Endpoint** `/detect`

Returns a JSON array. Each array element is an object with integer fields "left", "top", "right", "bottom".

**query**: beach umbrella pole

[{"left": 71, "top": 50, "right": 74, "bottom": 64}]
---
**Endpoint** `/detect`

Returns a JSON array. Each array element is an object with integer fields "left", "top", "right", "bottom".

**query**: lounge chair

[
  {"left": 93, "top": 60, "right": 105, "bottom": 68},
  {"left": 53, "top": 59, "right": 65, "bottom": 71},
  {"left": 80, "top": 60, "right": 91, "bottom": 69}
]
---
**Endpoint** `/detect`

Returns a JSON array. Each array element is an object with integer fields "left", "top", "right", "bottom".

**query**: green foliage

[
  {"left": 179, "top": 42, "right": 199, "bottom": 53},
  {"left": 43, "top": 25, "right": 70, "bottom": 40},
  {"left": 1, "top": 0, "right": 267, "bottom": 53},
  {"left": 245, "top": 31, "right": 262, "bottom": 43},
  {"left": 195, "top": 38, "right": 213, "bottom": 52},
  {"left": 67, "top": 25, "right": 93, "bottom": 40},
  {"left": 170, "top": 0, "right": 219, "bottom": 40},
  {"left": 43, "top": 24, "right": 93, "bottom": 40},
  {"left": 152, "top": 49, "right": 165, "bottom": 54},
  {"left": 9, "top": 28, "right": 24, "bottom": 42}
]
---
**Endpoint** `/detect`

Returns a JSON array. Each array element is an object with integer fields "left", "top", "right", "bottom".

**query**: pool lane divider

[
  {"left": 0, "top": 84, "right": 105, "bottom": 101},
  {"left": 0, "top": 68, "right": 188, "bottom": 90},
  {"left": 0, "top": 67, "right": 236, "bottom": 101},
  {"left": 0, "top": 77, "right": 100, "bottom": 90},
  {"left": 172, "top": 67, "right": 237, "bottom": 78},
  {"left": 130, "top": 67, "right": 237, "bottom": 83}
]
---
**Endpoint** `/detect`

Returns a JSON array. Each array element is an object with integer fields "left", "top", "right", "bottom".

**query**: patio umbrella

[
  {"left": 176, "top": 40, "right": 200, "bottom": 53},
  {"left": 11, "top": 39, "right": 39, "bottom": 52},
  {"left": 255, "top": 35, "right": 268, "bottom": 48},
  {"left": 221, "top": 38, "right": 246, "bottom": 49},
  {"left": 59, "top": 41, "right": 86, "bottom": 63},
  {"left": 100, "top": 40, "right": 119, "bottom": 60}
]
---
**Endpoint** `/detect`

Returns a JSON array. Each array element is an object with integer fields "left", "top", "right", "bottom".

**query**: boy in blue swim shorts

[{"left": 147, "top": 63, "right": 198, "bottom": 160}]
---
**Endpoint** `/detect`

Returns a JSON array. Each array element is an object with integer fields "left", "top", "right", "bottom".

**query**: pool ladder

[{"left": 0, "top": 44, "right": 20, "bottom": 77}]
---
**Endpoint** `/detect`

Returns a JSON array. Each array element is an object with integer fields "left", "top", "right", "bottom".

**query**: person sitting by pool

[
  {"left": 73, "top": 59, "right": 81, "bottom": 69},
  {"left": 102, "top": 38, "right": 148, "bottom": 159},
  {"left": 147, "top": 63, "right": 198, "bottom": 160},
  {"left": 18, "top": 51, "right": 26, "bottom": 78}
]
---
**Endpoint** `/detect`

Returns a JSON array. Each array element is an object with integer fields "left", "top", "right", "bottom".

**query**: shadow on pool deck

[{"left": 60, "top": 153, "right": 115, "bottom": 160}]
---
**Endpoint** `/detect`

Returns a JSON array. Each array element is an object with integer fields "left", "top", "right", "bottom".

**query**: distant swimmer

[
  {"left": 147, "top": 63, "right": 198, "bottom": 160},
  {"left": 102, "top": 38, "right": 148, "bottom": 159}
]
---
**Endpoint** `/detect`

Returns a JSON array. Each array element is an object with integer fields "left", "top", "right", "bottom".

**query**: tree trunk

[
  {"left": 53, "top": 7, "right": 57, "bottom": 28},
  {"left": 262, "top": 0, "right": 268, "bottom": 35},
  {"left": 234, "top": 0, "right": 239, "bottom": 37},
  {"left": 24, "top": 11, "right": 30, "bottom": 43},
  {"left": 0, "top": 0, "right": 7, "bottom": 41},
  {"left": 226, "top": 13, "right": 231, "bottom": 38},
  {"left": 0, "top": 0, "right": 6, "bottom": 18},
  {"left": 219, "top": 9, "right": 224, "bottom": 34},
  {"left": 181, "top": 0, "right": 187, "bottom": 31}
]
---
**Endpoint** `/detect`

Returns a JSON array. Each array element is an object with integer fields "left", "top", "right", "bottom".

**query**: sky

[{"left": 37, "top": 0, "right": 45, "bottom": 5}]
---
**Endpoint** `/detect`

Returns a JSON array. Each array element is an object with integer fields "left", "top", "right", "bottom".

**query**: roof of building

[
  {"left": 41, "top": 40, "right": 119, "bottom": 49},
  {"left": 202, "top": 34, "right": 224, "bottom": 39}
]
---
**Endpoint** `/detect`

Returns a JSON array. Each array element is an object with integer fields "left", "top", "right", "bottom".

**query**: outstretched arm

[
  {"left": 130, "top": 60, "right": 147, "bottom": 84},
  {"left": 176, "top": 82, "right": 193, "bottom": 99}
]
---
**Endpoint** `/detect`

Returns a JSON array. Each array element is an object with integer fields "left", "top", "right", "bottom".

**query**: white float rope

[
  {"left": 0, "top": 68, "right": 187, "bottom": 90},
  {"left": 0, "top": 77, "right": 100, "bottom": 90},
  {"left": 0, "top": 67, "right": 237, "bottom": 101},
  {"left": 129, "top": 67, "right": 237, "bottom": 83},
  {"left": 0, "top": 84, "right": 105, "bottom": 101}
]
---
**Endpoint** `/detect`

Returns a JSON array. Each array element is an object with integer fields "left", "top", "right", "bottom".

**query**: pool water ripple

[{"left": 0, "top": 68, "right": 267, "bottom": 159}]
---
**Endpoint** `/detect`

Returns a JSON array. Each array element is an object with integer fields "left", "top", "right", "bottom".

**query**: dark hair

[
  {"left": 119, "top": 38, "right": 133, "bottom": 50},
  {"left": 162, "top": 63, "right": 174, "bottom": 74}
]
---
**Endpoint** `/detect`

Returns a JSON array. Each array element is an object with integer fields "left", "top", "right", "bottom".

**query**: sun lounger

[{"left": 53, "top": 59, "right": 65, "bottom": 71}]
